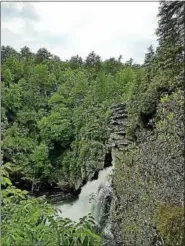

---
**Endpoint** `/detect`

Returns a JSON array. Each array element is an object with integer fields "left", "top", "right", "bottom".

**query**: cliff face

[
  {"left": 102, "top": 103, "right": 131, "bottom": 246},
  {"left": 108, "top": 103, "right": 133, "bottom": 162},
  {"left": 112, "top": 89, "right": 184, "bottom": 246}
]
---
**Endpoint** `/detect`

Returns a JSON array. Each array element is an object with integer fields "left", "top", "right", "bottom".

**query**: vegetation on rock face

[
  {"left": 113, "top": 1, "right": 184, "bottom": 245},
  {"left": 155, "top": 204, "right": 184, "bottom": 246},
  {"left": 1, "top": 1, "right": 184, "bottom": 245}
]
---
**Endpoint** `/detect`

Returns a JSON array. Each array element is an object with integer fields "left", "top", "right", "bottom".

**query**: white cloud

[
  {"left": 1, "top": 2, "right": 159, "bottom": 63},
  {"left": 2, "top": 18, "right": 25, "bottom": 34}
]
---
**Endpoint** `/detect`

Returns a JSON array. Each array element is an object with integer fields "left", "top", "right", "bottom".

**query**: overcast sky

[{"left": 1, "top": 2, "right": 159, "bottom": 63}]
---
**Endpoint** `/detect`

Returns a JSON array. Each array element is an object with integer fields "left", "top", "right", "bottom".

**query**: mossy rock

[{"left": 155, "top": 204, "right": 184, "bottom": 246}]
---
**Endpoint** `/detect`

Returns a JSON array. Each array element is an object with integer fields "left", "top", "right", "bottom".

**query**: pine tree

[
  {"left": 144, "top": 45, "right": 155, "bottom": 82},
  {"left": 156, "top": 1, "right": 185, "bottom": 75}
]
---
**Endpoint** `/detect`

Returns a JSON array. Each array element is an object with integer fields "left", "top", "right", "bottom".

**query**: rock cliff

[{"left": 112, "top": 89, "right": 184, "bottom": 246}]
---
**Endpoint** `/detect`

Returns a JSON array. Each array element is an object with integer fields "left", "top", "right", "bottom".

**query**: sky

[{"left": 1, "top": 1, "right": 159, "bottom": 64}]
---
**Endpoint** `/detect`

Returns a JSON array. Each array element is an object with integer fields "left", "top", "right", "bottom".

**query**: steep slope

[{"left": 113, "top": 88, "right": 184, "bottom": 246}]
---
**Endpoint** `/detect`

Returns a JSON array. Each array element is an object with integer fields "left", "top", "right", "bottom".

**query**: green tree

[
  {"left": 36, "top": 48, "right": 52, "bottom": 63},
  {"left": 156, "top": 1, "right": 184, "bottom": 75},
  {"left": 69, "top": 55, "right": 83, "bottom": 69},
  {"left": 1, "top": 45, "right": 19, "bottom": 64}
]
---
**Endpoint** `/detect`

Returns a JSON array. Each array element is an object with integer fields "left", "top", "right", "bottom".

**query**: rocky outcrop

[
  {"left": 101, "top": 90, "right": 184, "bottom": 246},
  {"left": 102, "top": 103, "right": 132, "bottom": 246},
  {"left": 75, "top": 148, "right": 107, "bottom": 190},
  {"left": 108, "top": 103, "right": 133, "bottom": 166},
  {"left": 113, "top": 90, "right": 184, "bottom": 246}
]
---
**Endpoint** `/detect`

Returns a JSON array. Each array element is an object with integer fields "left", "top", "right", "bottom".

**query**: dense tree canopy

[{"left": 1, "top": 45, "right": 141, "bottom": 191}]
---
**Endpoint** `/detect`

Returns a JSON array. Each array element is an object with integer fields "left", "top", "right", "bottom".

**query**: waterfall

[
  {"left": 56, "top": 166, "right": 113, "bottom": 224},
  {"left": 56, "top": 104, "right": 127, "bottom": 245}
]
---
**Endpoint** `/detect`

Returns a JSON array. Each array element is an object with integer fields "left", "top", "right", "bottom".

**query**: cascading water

[
  {"left": 56, "top": 104, "right": 126, "bottom": 245},
  {"left": 56, "top": 166, "right": 113, "bottom": 225}
]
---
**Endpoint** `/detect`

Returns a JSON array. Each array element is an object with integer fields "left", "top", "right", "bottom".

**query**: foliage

[
  {"left": 1, "top": 45, "right": 138, "bottom": 245},
  {"left": 155, "top": 204, "right": 184, "bottom": 246},
  {"left": 1, "top": 164, "right": 102, "bottom": 246},
  {"left": 1, "top": 45, "right": 138, "bottom": 190}
]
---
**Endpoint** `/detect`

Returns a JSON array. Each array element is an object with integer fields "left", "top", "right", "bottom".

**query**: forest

[{"left": 1, "top": 1, "right": 184, "bottom": 246}]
